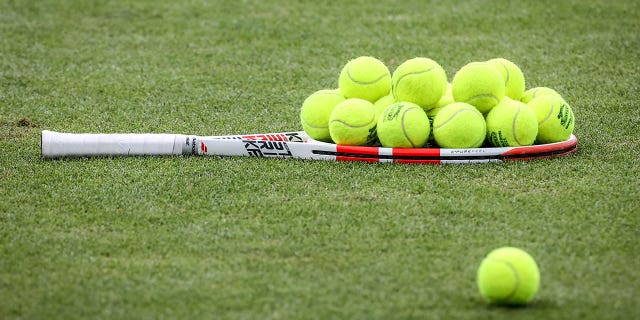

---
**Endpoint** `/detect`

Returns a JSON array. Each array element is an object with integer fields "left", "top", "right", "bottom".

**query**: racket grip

[{"left": 41, "top": 130, "right": 191, "bottom": 158}]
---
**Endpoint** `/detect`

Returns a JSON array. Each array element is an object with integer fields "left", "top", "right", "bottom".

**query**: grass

[{"left": 1, "top": 0, "right": 639, "bottom": 318}]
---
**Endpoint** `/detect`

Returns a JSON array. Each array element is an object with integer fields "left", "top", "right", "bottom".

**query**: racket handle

[{"left": 41, "top": 130, "right": 192, "bottom": 158}]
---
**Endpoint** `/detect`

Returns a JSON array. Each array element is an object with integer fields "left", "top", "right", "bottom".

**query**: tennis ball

[
  {"left": 520, "top": 87, "right": 563, "bottom": 103},
  {"left": 477, "top": 247, "right": 540, "bottom": 306},
  {"left": 528, "top": 94, "right": 575, "bottom": 143},
  {"left": 428, "top": 82, "right": 454, "bottom": 119},
  {"left": 432, "top": 102, "right": 486, "bottom": 148},
  {"left": 377, "top": 102, "right": 430, "bottom": 148},
  {"left": 486, "top": 98, "right": 538, "bottom": 147},
  {"left": 426, "top": 84, "right": 453, "bottom": 143},
  {"left": 329, "top": 98, "right": 378, "bottom": 146},
  {"left": 339, "top": 56, "right": 391, "bottom": 103},
  {"left": 300, "top": 89, "right": 345, "bottom": 142},
  {"left": 374, "top": 93, "right": 396, "bottom": 119},
  {"left": 452, "top": 62, "right": 505, "bottom": 114},
  {"left": 487, "top": 58, "right": 526, "bottom": 100},
  {"left": 391, "top": 57, "right": 448, "bottom": 110}
]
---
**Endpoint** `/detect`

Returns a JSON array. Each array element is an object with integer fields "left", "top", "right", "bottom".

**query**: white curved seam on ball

[
  {"left": 401, "top": 107, "right": 418, "bottom": 147},
  {"left": 538, "top": 101, "right": 556, "bottom": 126},
  {"left": 466, "top": 93, "right": 499, "bottom": 103},
  {"left": 330, "top": 112, "right": 376, "bottom": 129},
  {"left": 347, "top": 69, "right": 390, "bottom": 85},
  {"left": 394, "top": 67, "right": 437, "bottom": 91},
  {"left": 531, "top": 88, "right": 541, "bottom": 100},
  {"left": 302, "top": 119, "right": 328, "bottom": 130},
  {"left": 491, "top": 257, "right": 521, "bottom": 302},
  {"left": 499, "top": 62, "right": 511, "bottom": 85},
  {"left": 512, "top": 105, "right": 524, "bottom": 146},
  {"left": 434, "top": 108, "right": 469, "bottom": 130}
]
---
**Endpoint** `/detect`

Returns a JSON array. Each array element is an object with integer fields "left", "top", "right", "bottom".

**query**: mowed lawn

[{"left": 1, "top": 0, "right": 639, "bottom": 319}]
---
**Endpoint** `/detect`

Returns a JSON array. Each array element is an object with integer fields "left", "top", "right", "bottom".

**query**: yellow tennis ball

[
  {"left": 477, "top": 247, "right": 540, "bottom": 306},
  {"left": 452, "top": 62, "right": 505, "bottom": 114},
  {"left": 487, "top": 58, "right": 526, "bottom": 100},
  {"left": 426, "top": 83, "right": 453, "bottom": 143},
  {"left": 391, "top": 57, "right": 448, "bottom": 110},
  {"left": 373, "top": 93, "right": 396, "bottom": 119},
  {"left": 329, "top": 98, "right": 378, "bottom": 146},
  {"left": 520, "top": 87, "right": 563, "bottom": 103},
  {"left": 428, "top": 82, "right": 454, "bottom": 119},
  {"left": 300, "top": 89, "right": 345, "bottom": 142},
  {"left": 486, "top": 98, "right": 538, "bottom": 147},
  {"left": 338, "top": 56, "right": 391, "bottom": 103},
  {"left": 527, "top": 94, "right": 575, "bottom": 144},
  {"left": 432, "top": 102, "right": 486, "bottom": 148},
  {"left": 377, "top": 102, "right": 430, "bottom": 148}
]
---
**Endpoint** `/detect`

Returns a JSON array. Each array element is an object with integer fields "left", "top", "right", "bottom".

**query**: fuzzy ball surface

[
  {"left": 487, "top": 58, "right": 526, "bottom": 100},
  {"left": 329, "top": 98, "right": 378, "bottom": 146},
  {"left": 300, "top": 89, "right": 345, "bottom": 142},
  {"left": 432, "top": 102, "right": 486, "bottom": 148},
  {"left": 477, "top": 247, "right": 540, "bottom": 306},
  {"left": 373, "top": 94, "right": 396, "bottom": 119},
  {"left": 486, "top": 98, "right": 538, "bottom": 147},
  {"left": 376, "top": 102, "right": 430, "bottom": 148},
  {"left": 528, "top": 94, "right": 575, "bottom": 144},
  {"left": 452, "top": 61, "right": 505, "bottom": 114},
  {"left": 391, "top": 57, "right": 448, "bottom": 110},
  {"left": 339, "top": 56, "right": 391, "bottom": 103},
  {"left": 520, "top": 87, "right": 563, "bottom": 103}
]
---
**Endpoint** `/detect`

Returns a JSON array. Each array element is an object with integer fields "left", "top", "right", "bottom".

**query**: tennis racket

[{"left": 41, "top": 130, "right": 578, "bottom": 164}]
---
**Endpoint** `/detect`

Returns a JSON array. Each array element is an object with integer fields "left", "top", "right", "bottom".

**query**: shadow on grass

[{"left": 475, "top": 297, "right": 557, "bottom": 312}]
